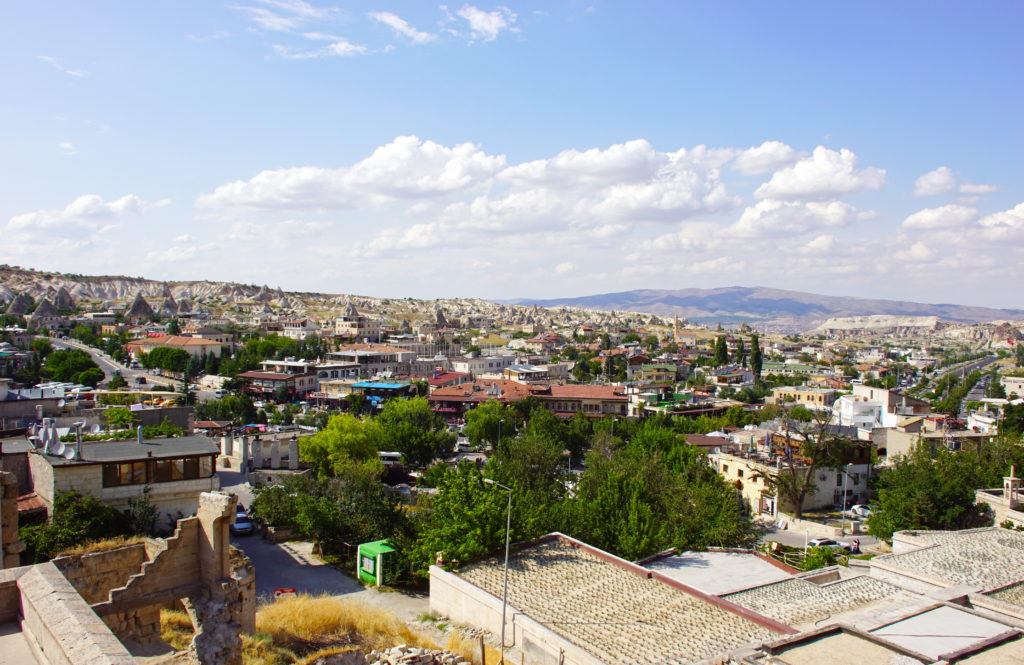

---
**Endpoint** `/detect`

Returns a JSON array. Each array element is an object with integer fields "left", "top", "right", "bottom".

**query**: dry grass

[
  {"left": 160, "top": 609, "right": 194, "bottom": 652},
  {"left": 297, "top": 646, "right": 363, "bottom": 665},
  {"left": 443, "top": 633, "right": 502, "bottom": 665},
  {"left": 256, "top": 594, "right": 436, "bottom": 653},
  {"left": 242, "top": 633, "right": 298, "bottom": 665},
  {"left": 54, "top": 535, "right": 146, "bottom": 558}
]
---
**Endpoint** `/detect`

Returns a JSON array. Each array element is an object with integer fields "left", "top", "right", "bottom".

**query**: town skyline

[{"left": 1, "top": 2, "right": 1021, "bottom": 306}]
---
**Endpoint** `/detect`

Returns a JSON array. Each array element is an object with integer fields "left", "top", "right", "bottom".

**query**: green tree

[
  {"left": 752, "top": 411, "right": 851, "bottom": 519},
  {"left": 750, "top": 334, "right": 763, "bottom": 379},
  {"left": 42, "top": 349, "right": 101, "bottom": 383},
  {"left": 31, "top": 337, "right": 53, "bottom": 359},
  {"left": 20, "top": 491, "right": 130, "bottom": 563},
  {"left": 166, "top": 319, "right": 181, "bottom": 335},
  {"left": 713, "top": 336, "right": 728, "bottom": 367},
  {"left": 735, "top": 338, "right": 746, "bottom": 367},
  {"left": 377, "top": 397, "right": 454, "bottom": 467},
  {"left": 867, "top": 443, "right": 1002, "bottom": 540},
  {"left": 644, "top": 334, "right": 660, "bottom": 353},
  {"left": 621, "top": 333, "right": 641, "bottom": 344},
  {"left": 104, "top": 407, "right": 138, "bottom": 431},
  {"left": 464, "top": 399, "right": 517, "bottom": 450},
  {"left": 300, "top": 414, "right": 381, "bottom": 478},
  {"left": 410, "top": 462, "right": 515, "bottom": 573},
  {"left": 107, "top": 374, "right": 127, "bottom": 390}
]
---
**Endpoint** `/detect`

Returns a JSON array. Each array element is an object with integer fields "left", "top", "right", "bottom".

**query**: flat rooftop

[
  {"left": 642, "top": 550, "right": 793, "bottom": 595},
  {"left": 874, "top": 528, "right": 1024, "bottom": 591},
  {"left": 456, "top": 535, "right": 788, "bottom": 665},
  {"left": 36, "top": 434, "right": 219, "bottom": 466},
  {"left": 721, "top": 573, "right": 926, "bottom": 631},
  {"left": 870, "top": 606, "right": 1021, "bottom": 661}
]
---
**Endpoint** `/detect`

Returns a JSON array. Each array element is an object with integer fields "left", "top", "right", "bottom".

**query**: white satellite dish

[
  {"left": 53, "top": 441, "right": 66, "bottom": 456},
  {"left": 57, "top": 399, "right": 66, "bottom": 408},
  {"left": 63, "top": 447, "right": 77, "bottom": 460}
]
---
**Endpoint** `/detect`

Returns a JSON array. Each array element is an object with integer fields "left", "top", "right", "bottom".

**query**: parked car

[
  {"left": 231, "top": 508, "right": 255, "bottom": 536},
  {"left": 807, "top": 538, "right": 852, "bottom": 552},
  {"left": 849, "top": 504, "right": 873, "bottom": 518}
]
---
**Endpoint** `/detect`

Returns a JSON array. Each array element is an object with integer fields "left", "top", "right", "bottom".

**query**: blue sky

[{"left": 1, "top": 1, "right": 1022, "bottom": 307}]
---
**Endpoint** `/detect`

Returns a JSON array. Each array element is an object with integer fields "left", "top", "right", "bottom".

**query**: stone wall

[
  {"left": 101, "top": 475, "right": 220, "bottom": 528},
  {"left": 16, "top": 562, "right": 136, "bottom": 665},
  {"left": 1, "top": 471, "right": 25, "bottom": 568},
  {"left": 53, "top": 543, "right": 148, "bottom": 604},
  {"left": 429, "top": 565, "right": 603, "bottom": 665}
]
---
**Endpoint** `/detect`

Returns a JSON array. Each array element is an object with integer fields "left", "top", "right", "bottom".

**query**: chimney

[{"left": 137, "top": 426, "right": 144, "bottom": 444}]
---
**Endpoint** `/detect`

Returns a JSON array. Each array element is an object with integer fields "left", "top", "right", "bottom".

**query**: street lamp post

[
  {"left": 484, "top": 478, "right": 513, "bottom": 664},
  {"left": 841, "top": 462, "right": 851, "bottom": 535}
]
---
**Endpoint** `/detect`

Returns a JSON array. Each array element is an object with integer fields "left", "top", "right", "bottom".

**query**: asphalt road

[
  {"left": 759, "top": 523, "right": 880, "bottom": 552},
  {"left": 218, "top": 470, "right": 428, "bottom": 619},
  {"left": 48, "top": 336, "right": 178, "bottom": 390}
]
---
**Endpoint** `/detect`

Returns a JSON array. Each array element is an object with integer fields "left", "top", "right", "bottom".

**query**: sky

[{"left": 1, "top": 1, "right": 1022, "bottom": 307}]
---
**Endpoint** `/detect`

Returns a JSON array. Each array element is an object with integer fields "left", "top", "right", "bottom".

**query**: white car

[
  {"left": 807, "top": 538, "right": 852, "bottom": 552},
  {"left": 849, "top": 504, "right": 873, "bottom": 517}
]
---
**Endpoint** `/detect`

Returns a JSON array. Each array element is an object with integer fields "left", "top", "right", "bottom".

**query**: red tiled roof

[
  {"left": 429, "top": 380, "right": 532, "bottom": 403},
  {"left": 541, "top": 385, "right": 627, "bottom": 400},
  {"left": 17, "top": 492, "right": 46, "bottom": 513},
  {"left": 427, "top": 371, "right": 470, "bottom": 386}
]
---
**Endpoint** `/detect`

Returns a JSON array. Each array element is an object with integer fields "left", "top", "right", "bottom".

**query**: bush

[{"left": 20, "top": 491, "right": 130, "bottom": 563}]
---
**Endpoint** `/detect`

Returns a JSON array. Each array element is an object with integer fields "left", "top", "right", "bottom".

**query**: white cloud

[
  {"left": 233, "top": 0, "right": 334, "bottom": 32},
  {"left": 39, "top": 55, "right": 87, "bottom": 77},
  {"left": 451, "top": 4, "right": 517, "bottom": 42},
  {"left": 901, "top": 204, "right": 978, "bottom": 230},
  {"left": 57, "top": 141, "right": 78, "bottom": 155},
  {"left": 187, "top": 31, "right": 231, "bottom": 41},
  {"left": 732, "top": 141, "right": 802, "bottom": 175},
  {"left": 1, "top": 194, "right": 166, "bottom": 268},
  {"left": 754, "top": 146, "right": 885, "bottom": 201},
  {"left": 273, "top": 38, "right": 368, "bottom": 59},
  {"left": 912, "top": 166, "right": 957, "bottom": 196},
  {"left": 894, "top": 241, "right": 936, "bottom": 263},
  {"left": 368, "top": 11, "right": 437, "bottom": 44},
  {"left": 913, "top": 166, "right": 997, "bottom": 197},
  {"left": 554, "top": 262, "right": 578, "bottom": 274},
  {"left": 198, "top": 136, "right": 505, "bottom": 210},
  {"left": 978, "top": 202, "right": 1024, "bottom": 240},
  {"left": 729, "top": 199, "right": 867, "bottom": 238}
]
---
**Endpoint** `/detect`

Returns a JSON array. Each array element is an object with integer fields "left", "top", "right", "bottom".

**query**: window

[{"left": 736, "top": 469, "right": 744, "bottom": 478}]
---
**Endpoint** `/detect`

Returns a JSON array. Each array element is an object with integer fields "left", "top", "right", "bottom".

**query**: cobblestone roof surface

[
  {"left": 987, "top": 581, "right": 1024, "bottom": 608},
  {"left": 457, "top": 538, "right": 780, "bottom": 665},
  {"left": 721, "top": 575, "right": 906, "bottom": 628},
  {"left": 880, "top": 529, "right": 1024, "bottom": 590}
]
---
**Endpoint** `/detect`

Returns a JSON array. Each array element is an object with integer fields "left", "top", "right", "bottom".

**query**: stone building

[{"left": 27, "top": 424, "right": 220, "bottom": 527}]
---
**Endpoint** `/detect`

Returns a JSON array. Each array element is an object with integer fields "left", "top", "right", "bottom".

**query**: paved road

[
  {"left": 218, "top": 470, "right": 429, "bottom": 620},
  {"left": 48, "top": 336, "right": 179, "bottom": 390},
  {"left": 760, "top": 523, "right": 880, "bottom": 552}
]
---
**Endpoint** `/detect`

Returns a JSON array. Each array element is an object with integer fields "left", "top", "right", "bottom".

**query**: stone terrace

[
  {"left": 877, "top": 529, "right": 1024, "bottom": 591},
  {"left": 722, "top": 575, "right": 913, "bottom": 629},
  {"left": 456, "top": 538, "right": 781, "bottom": 665}
]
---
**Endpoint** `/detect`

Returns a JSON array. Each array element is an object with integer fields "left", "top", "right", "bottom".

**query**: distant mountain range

[{"left": 508, "top": 287, "right": 1024, "bottom": 331}]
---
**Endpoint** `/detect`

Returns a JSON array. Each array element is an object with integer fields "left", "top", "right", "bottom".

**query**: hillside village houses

[{"left": 4, "top": 280, "right": 1023, "bottom": 525}]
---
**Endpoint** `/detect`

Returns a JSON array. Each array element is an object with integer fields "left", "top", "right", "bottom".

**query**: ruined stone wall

[
  {"left": 52, "top": 543, "right": 148, "bottom": 604},
  {"left": 53, "top": 541, "right": 162, "bottom": 644},
  {"left": 18, "top": 562, "right": 136, "bottom": 665},
  {"left": 1, "top": 471, "right": 25, "bottom": 568}
]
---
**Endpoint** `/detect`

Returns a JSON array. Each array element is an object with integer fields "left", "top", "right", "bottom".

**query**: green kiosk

[{"left": 356, "top": 539, "right": 396, "bottom": 586}]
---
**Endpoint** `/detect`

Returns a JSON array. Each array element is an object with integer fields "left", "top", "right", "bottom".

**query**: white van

[{"left": 214, "top": 389, "right": 229, "bottom": 399}]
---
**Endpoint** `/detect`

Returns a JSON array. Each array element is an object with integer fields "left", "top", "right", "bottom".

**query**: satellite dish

[
  {"left": 57, "top": 399, "right": 66, "bottom": 408},
  {"left": 53, "top": 441, "right": 66, "bottom": 456},
  {"left": 63, "top": 448, "right": 77, "bottom": 460}
]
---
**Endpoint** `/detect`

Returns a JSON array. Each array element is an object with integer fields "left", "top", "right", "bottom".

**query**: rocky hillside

[
  {"left": 510, "top": 286, "right": 1024, "bottom": 331},
  {"left": 0, "top": 266, "right": 668, "bottom": 331}
]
